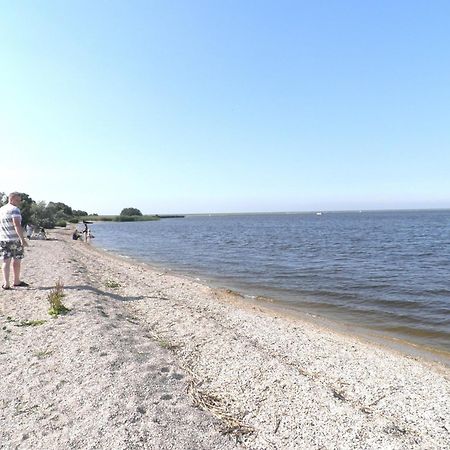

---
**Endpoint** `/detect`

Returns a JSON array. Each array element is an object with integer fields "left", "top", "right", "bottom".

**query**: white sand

[{"left": 1, "top": 228, "right": 449, "bottom": 450}]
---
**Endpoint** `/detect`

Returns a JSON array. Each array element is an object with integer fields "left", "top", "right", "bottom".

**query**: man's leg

[
  {"left": 2, "top": 258, "right": 11, "bottom": 288},
  {"left": 12, "top": 258, "right": 22, "bottom": 286}
]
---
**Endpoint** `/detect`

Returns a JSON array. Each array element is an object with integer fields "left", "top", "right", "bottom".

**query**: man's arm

[{"left": 13, "top": 217, "right": 28, "bottom": 247}]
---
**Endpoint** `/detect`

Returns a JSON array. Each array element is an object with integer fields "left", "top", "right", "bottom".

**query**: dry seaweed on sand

[{"left": 187, "top": 379, "right": 255, "bottom": 440}]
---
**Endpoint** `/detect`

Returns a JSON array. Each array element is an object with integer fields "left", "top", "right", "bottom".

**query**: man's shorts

[{"left": 0, "top": 241, "right": 25, "bottom": 260}]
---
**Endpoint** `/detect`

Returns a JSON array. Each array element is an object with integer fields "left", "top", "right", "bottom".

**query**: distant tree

[
  {"left": 47, "top": 201, "right": 73, "bottom": 217},
  {"left": 30, "top": 201, "right": 56, "bottom": 228},
  {"left": 120, "top": 207, "right": 142, "bottom": 216},
  {"left": 18, "top": 193, "right": 34, "bottom": 225},
  {"left": 73, "top": 210, "right": 88, "bottom": 217}
]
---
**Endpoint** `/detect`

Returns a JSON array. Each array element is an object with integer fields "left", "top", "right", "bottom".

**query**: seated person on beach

[
  {"left": 72, "top": 229, "right": 81, "bottom": 240},
  {"left": 37, "top": 227, "right": 47, "bottom": 240}
]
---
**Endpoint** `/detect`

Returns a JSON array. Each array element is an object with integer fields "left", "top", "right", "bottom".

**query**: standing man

[
  {"left": 81, "top": 221, "right": 89, "bottom": 242},
  {"left": 0, "top": 192, "right": 29, "bottom": 290}
]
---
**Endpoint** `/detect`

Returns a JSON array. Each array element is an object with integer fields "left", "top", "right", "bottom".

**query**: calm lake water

[{"left": 90, "top": 210, "right": 450, "bottom": 357}]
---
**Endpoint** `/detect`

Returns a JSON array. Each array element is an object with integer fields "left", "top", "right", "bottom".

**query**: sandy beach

[{"left": 1, "top": 228, "right": 449, "bottom": 450}]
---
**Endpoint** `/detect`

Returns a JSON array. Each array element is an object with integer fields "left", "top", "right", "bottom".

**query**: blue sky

[{"left": 1, "top": 1, "right": 449, "bottom": 214}]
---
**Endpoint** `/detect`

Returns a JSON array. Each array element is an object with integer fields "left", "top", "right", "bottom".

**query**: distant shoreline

[
  {"left": 179, "top": 208, "right": 450, "bottom": 216},
  {"left": 88, "top": 208, "right": 450, "bottom": 218}
]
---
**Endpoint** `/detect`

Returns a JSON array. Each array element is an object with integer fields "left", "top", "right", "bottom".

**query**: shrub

[
  {"left": 120, "top": 207, "right": 142, "bottom": 216},
  {"left": 55, "top": 220, "right": 67, "bottom": 227}
]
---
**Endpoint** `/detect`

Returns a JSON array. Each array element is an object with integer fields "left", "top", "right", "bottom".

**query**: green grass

[
  {"left": 156, "top": 337, "right": 178, "bottom": 350},
  {"left": 105, "top": 279, "right": 121, "bottom": 289},
  {"left": 34, "top": 349, "right": 53, "bottom": 359},
  {"left": 112, "top": 215, "right": 160, "bottom": 222},
  {"left": 5, "top": 317, "right": 46, "bottom": 327},
  {"left": 16, "top": 319, "right": 46, "bottom": 327},
  {"left": 78, "top": 215, "right": 160, "bottom": 222}
]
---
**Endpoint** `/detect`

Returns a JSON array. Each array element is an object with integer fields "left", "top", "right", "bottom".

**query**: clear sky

[{"left": 1, "top": 1, "right": 449, "bottom": 214}]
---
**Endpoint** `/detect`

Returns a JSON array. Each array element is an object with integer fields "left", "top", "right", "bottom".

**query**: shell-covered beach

[{"left": 1, "top": 229, "right": 449, "bottom": 449}]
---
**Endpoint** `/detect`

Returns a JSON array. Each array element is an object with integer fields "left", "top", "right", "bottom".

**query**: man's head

[{"left": 8, "top": 192, "right": 22, "bottom": 206}]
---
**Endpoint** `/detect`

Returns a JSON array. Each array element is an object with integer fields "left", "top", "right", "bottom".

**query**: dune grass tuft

[
  {"left": 105, "top": 279, "right": 121, "bottom": 289},
  {"left": 48, "top": 279, "right": 70, "bottom": 316}
]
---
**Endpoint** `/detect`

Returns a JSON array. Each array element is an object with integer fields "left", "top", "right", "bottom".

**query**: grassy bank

[{"left": 77, "top": 214, "right": 160, "bottom": 222}]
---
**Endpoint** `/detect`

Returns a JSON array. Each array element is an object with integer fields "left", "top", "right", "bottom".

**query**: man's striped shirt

[{"left": 0, "top": 203, "right": 21, "bottom": 241}]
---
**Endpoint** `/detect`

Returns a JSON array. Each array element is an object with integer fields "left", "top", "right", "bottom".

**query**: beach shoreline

[
  {"left": 1, "top": 228, "right": 449, "bottom": 449},
  {"left": 92, "top": 237, "right": 450, "bottom": 368}
]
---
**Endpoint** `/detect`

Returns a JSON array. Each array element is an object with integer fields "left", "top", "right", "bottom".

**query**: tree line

[
  {"left": 0, "top": 192, "right": 90, "bottom": 228},
  {"left": 0, "top": 191, "right": 151, "bottom": 227}
]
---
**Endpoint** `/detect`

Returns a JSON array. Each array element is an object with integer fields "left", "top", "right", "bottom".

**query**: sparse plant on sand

[
  {"left": 5, "top": 317, "right": 46, "bottom": 327},
  {"left": 105, "top": 279, "right": 121, "bottom": 289},
  {"left": 48, "top": 279, "right": 70, "bottom": 316},
  {"left": 16, "top": 319, "right": 46, "bottom": 327},
  {"left": 156, "top": 336, "right": 179, "bottom": 350},
  {"left": 35, "top": 348, "right": 53, "bottom": 359},
  {"left": 147, "top": 329, "right": 179, "bottom": 351}
]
